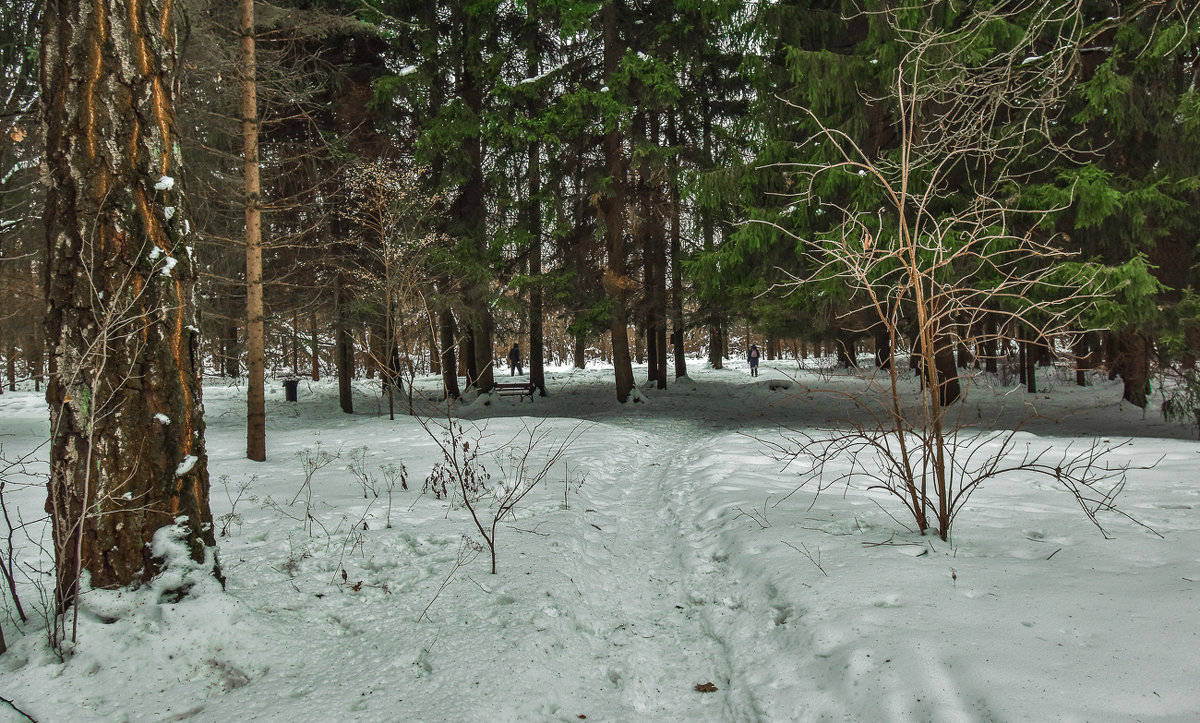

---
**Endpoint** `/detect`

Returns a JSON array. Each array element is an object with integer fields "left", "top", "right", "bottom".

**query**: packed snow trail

[{"left": 549, "top": 420, "right": 763, "bottom": 721}]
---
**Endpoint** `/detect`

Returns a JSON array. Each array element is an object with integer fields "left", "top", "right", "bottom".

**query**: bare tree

[
  {"left": 340, "top": 160, "right": 448, "bottom": 417},
  {"left": 767, "top": 2, "right": 1142, "bottom": 541}
]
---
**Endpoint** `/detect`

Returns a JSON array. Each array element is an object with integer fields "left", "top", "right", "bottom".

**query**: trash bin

[{"left": 283, "top": 378, "right": 299, "bottom": 402}]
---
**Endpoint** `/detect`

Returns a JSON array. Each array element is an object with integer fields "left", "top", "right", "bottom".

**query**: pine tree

[{"left": 41, "top": 0, "right": 219, "bottom": 621}]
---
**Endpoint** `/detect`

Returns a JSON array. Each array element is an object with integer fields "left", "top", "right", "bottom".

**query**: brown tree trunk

[
  {"left": 309, "top": 314, "right": 320, "bottom": 381},
  {"left": 427, "top": 316, "right": 441, "bottom": 376},
  {"left": 1113, "top": 328, "right": 1152, "bottom": 408},
  {"left": 42, "top": 0, "right": 219, "bottom": 612},
  {"left": 1024, "top": 338, "right": 1037, "bottom": 393},
  {"left": 1018, "top": 338, "right": 1027, "bottom": 386},
  {"left": 668, "top": 112, "right": 687, "bottom": 380},
  {"left": 463, "top": 329, "right": 479, "bottom": 389},
  {"left": 874, "top": 326, "right": 892, "bottom": 369},
  {"left": 573, "top": 333, "right": 586, "bottom": 369},
  {"left": 982, "top": 314, "right": 998, "bottom": 374},
  {"left": 525, "top": 1, "right": 547, "bottom": 397},
  {"left": 335, "top": 276, "right": 354, "bottom": 414},
  {"left": 241, "top": 0, "right": 266, "bottom": 462},
  {"left": 439, "top": 306, "right": 460, "bottom": 399},
  {"left": 599, "top": 0, "right": 634, "bottom": 402},
  {"left": 290, "top": 308, "right": 299, "bottom": 376},
  {"left": 31, "top": 332, "right": 44, "bottom": 392},
  {"left": 836, "top": 333, "right": 857, "bottom": 369},
  {"left": 225, "top": 324, "right": 240, "bottom": 378},
  {"left": 5, "top": 346, "right": 15, "bottom": 392},
  {"left": 934, "top": 342, "right": 961, "bottom": 406},
  {"left": 1074, "top": 334, "right": 1091, "bottom": 387}
]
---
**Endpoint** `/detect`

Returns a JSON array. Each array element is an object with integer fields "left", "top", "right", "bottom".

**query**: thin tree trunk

[
  {"left": 1018, "top": 337, "right": 1027, "bottom": 386},
  {"left": 668, "top": 112, "right": 686, "bottom": 379},
  {"left": 31, "top": 331, "right": 43, "bottom": 392},
  {"left": 526, "top": 0, "right": 547, "bottom": 397},
  {"left": 427, "top": 316, "right": 441, "bottom": 376},
  {"left": 309, "top": 313, "right": 320, "bottom": 381},
  {"left": 241, "top": 0, "right": 266, "bottom": 462},
  {"left": 1074, "top": 334, "right": 1090, "bottom": 387},
  {"left": 1024, "top": 339, "right": 1037, "bottom": 393},
  {"left": 463, "top": 329, "right": 479, "bottom": 389},
  {"left": 439, "top": 306, "right": 460, "bottom": 399},
  {"left": 982, "top": 314, "right": 998, "bottom": 374},
  {"left": 335, "top": 275, "right": 354, "bottom": 414}
]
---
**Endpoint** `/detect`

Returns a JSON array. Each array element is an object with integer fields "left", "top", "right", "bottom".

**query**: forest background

[{"left": 3, "top": 0, "right": 1200, "bottom": 414}]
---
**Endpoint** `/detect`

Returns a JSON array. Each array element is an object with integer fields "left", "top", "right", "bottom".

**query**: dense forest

[
  {"left": 4, "top": 0, "right": 1197, "bottom": 409},
  {"left": 1, "top": 0, "right": 1199, "bottom": 646}
]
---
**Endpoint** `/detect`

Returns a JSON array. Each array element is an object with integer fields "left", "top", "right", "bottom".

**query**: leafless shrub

[
  {"left": 758, "top": 2, "right": 1165, "bottom": 540},
  {"left": 217, "top": 475, "right": 258, "bottom": 537},
  {"left": 418, "top": 417, "right": 588, "bottom": 574}
]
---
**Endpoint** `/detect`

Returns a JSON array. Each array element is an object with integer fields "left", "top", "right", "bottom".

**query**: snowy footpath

[{"left": 1, "top": 361, "right": 1199, "bottom": 721}]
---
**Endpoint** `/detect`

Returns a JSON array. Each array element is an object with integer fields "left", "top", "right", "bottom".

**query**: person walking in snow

[
  {"left": 748, "top": 344, "right": 760, "bottom": 377},
  {"left": 508, "top": 342, "right": 523, "bottom": 376}
]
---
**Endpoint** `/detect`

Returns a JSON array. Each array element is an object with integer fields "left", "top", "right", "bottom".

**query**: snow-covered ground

[{"left": 0, "top": 357, "right": 1198, "bottom": 722}]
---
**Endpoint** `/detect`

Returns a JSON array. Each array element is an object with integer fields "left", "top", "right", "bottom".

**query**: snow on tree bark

[{"left": 41, "top": 0, "right": 219, "bottom": 612}]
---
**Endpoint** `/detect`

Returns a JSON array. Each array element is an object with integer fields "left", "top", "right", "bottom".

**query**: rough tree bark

[
  {"left": 241, "top": 0, "right": 266, "bottom": 462},
  {"left": 598, "top": 0, "right": 634, "bottom": 402},
  {"left": 41, "top": 0, "right": 219, "bottom": 611}
]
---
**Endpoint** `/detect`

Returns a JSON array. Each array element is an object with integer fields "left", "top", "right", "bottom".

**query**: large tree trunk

[
  {"left": 41, "top": 0, "right": 219, "bottom": 612},
  {"left": 599, "top": 0, "right": 634, "bottom": 402},
  {"left": 1113, "top": 328, "right": 1153, "bottom": 408},
  {"left": 241, "top": 0, "right": 266, "bottom": 462}
]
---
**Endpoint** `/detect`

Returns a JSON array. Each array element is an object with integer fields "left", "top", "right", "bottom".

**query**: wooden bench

[{"left": 493, "top": 382, "right": 535, "bottom": 399}]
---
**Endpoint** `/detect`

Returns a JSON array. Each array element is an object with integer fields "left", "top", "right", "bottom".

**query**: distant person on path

[
  {"left": 748, "top": 344, "right": 760, "bottom": 377},
  {"left": 508, "top": 342, "right": 523, "bottom": 376}
]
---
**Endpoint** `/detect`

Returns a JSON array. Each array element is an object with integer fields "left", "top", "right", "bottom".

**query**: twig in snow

[
  {"left": 782, "top": 540, "right": 828, "bottom": 576},
  {"left": 0, "top": 695, "right": 36, "bottom": 722}
]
